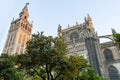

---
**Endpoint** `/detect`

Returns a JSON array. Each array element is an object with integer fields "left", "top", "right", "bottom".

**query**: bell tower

[{"left": 2, "top": 3, "right": 33, "bottom": 55}]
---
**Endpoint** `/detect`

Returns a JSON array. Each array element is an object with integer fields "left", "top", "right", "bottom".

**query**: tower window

[
  {"left": 108, "top": 66, "right": 119, "bottom": 80},
  {"left": 6, "top": 36, "right": 10, "bottom": 47},
  {"left": 21, "top": 23, "right": 23, "bottom": 27},
  {"left": 24, "top": 16, "right": 27, "bottom": 19},
  {"left": 29, "top": 28, "right": 31, "bottom": 32},
  {"left": 18, "top": 34, "right": 22, "bottom": 43},
  {"left": 12, "top": 34, "right": 16, "bottom": 45},
  {"left": 8, "top": 34, "right": 13, "bottom": 46},
  {"left": 25, "top": 25, "right": 27, "bottom": 29},
  {"left": 62, "top": 32, "right": 65, "bottom": 36},
  {"left": 70, "top": 32, "right": 79, "bottom": 41},
  {"left": 103, "top": 49, "right": 114, "bottom": 62}
]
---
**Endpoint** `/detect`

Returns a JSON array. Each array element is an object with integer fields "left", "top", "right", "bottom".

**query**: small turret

[
  {"left": 57, "top": 24, "right": 62, "bottom": 37},
  {"left": 84, "top": 17, "right": 87, "bottom": 23},
  {"left": 111, "top": 28, "right": 116, "bottom": 34},
  {"left": 76, "top": 21, "right": 78, "bottom": 26},
  {"left": 11, "top": 17, "right": 14, "bottom": 23},
  {"left": 68, "top": 24, "right": 70, "bottom": 28}
]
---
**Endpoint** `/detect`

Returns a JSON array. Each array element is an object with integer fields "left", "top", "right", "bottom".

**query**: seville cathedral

[{"left": 2, "top": 4, "right": 120, "bottom": 80}]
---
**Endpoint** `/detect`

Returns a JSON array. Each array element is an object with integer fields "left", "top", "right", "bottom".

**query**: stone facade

[
  {"left": 100, "top": 42, "right": 120, "bottom": 80},
  {"left": 58, "top": 15, "right": 120, "bottom": 80},
  {"left": 2, "top": 3, "right": 32, "bottom": 55},
  {"left": 2, "top": 4, "right": 120, "bottom": 80}
]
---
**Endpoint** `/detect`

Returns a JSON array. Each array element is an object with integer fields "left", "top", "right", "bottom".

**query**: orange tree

[
  {"left": 16, "top": 32, "right": 104, "bottom": 80},
  {"left": 16, "top": 32, "right": 68, "bottom": 80}
]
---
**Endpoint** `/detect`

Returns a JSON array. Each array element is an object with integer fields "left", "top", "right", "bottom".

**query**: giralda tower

[{"left": 2, "top": 3, "right": 32, "bottom": 54}]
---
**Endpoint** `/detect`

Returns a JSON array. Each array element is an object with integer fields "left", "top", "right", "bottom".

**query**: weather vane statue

[
  {"left": 22, "top": 3, "right": 29, "bottom": 11},
  {"left": 26, "top": 2, "right": 29, "bottom": 6}
]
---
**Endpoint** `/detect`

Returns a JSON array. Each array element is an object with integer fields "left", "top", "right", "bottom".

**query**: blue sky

[{"left": 0, "top": 0, "right": 120, "bottom": 53}]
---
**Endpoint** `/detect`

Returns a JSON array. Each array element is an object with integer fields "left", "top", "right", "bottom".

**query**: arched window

[
  {"left": 70, "top": 32, "right": 79, "bottom": 41},
  {"left": 103, "top": 49, "right": 114, "bottom": 61},
  {"left": 108, "top": 66, "right": 119, "bottom": 80}
]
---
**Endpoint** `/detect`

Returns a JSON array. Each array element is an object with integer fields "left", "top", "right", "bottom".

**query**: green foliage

[
  {"left": 0, "top": 54, "right": 24, "bottom": 80},
  {"left": 113, "top": 33, "right": 120, "bottom": 49},
  {"left": 15, "top": 31, "right": 104, "bottom": 80},
  {"left": 57, "top": 56, "right": 104, "bottom": 80},
  {"left": 77, "top": 67, "right": 104, "bottom": 80},
  {"left": 25, "top": 75, "right": 41, "bottom": 80},
  {"left": 16, "top": 32, "right": 67, "bottom": 80}
]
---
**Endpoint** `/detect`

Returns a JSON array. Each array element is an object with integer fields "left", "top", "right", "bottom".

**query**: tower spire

[
  {"left": 76, "top": 21, "right": 78, "bottom": 25},
  {"left": 57, "top": 24, "right": 62, "bottom": 37},
  {"left": 84, "top": 17, "right": 87, "bottom": 23},
  {"left": 19, "top": 3, "right": 29, "bottom": 20},
  {"left": 87, "top": 13, "right": 92, "bottom": 21},
  {"left": 22, "top": 3, "right": 29, "bottom": 12},
  {"left": 85, "top": 14, "right": 94, "bottom": 33},
  {"left": 86, "top": 14, "right": 93, "bottom": 26}
]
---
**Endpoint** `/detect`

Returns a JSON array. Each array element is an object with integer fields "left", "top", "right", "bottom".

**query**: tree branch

[
  {"left": 46, "top": 64, "right": 50, "bottom": 80},
  {"left": 54, "top": 71, "right": 62, "bottom": 80},
  {"left": 33, "top": 68, "right": 45, "bottom": 80},
  {"left": 49, "top": 66, "right": 54, "bottom": 80}
]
